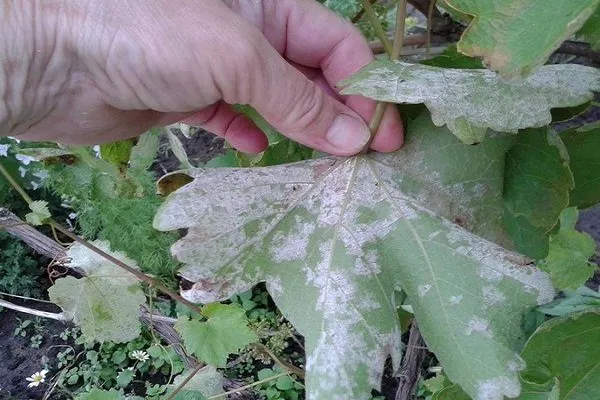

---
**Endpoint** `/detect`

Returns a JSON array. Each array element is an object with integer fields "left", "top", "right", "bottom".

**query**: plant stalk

[{"left": 360, "top": 0, "right": 393, "bottom": 56}]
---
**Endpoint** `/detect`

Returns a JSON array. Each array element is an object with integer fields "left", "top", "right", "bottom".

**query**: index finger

[{"left": 224, "top": 0, "right": 403, "bottom": 152}]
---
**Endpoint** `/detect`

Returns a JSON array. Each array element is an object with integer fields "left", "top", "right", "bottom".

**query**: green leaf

[
  {"left": 154, "top": 111, "right": 554, "bottom": 400},
  {"left": 538, "top": 208, "right": 596, "bottom": 290},
  {"left": 577, "top": 5, "right": 600, "bottom": 49},
  {"left": 25, "top": 200, "right": 51, "bottom": 226},
  {"left": 520, "top": 310, "right": 600, "bottom": 399},
  {"left": 100, "top": 139, "right": 135, "bottom": 170},
  {"left": 167, "top": 366, "right": 225, "bottom": 400},
  {"left": 341, "top": 60, "right": 600, "bottom": 144},
  {"left": 130, "top": 129, "right": 161, "bottom": 170},
  {"left": 48, "top": 241, "right": 145, "bottom": 343},
  {"left": 444, "top": 0, "right": 600, "bottom": 76},
  {"left": 116, "top": 369, "right": 134, "bottom": 387},
  {"left": 432, "top": 384, "right": 471, "bottom": 400},
  {"left": 537, "top": 286, "right": 600, "bottom": 317},
  {"left": 166, "top": 130, "right": 193, "bottom": 169},
  {"left": 75, "top": 389, "right": 123, "bottom": 400},
  {"left": 424, "top": 375, "right": 450, "bottom": 393},
  {"left": 560, "top": 123, "right": 600, "bottom": 209},
  {"left": 205, "top": 149, "right": 239, "bottom": 168},
  {"left": 503, "top": 129, "right": 573, "bottom": 259},
  {"left": 175, "top": 303, "right": 257, "bottom": 367},
  {"left": 421, "top": 45, "right": 484, "bottom": 69},
  {"left": 518, "top": 378, "right": 560, "bottom": 400}
]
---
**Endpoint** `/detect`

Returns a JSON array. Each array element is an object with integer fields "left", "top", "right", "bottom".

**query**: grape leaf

[
  {"left": 175, "top": 303, "right": 257, "bottom": 367},
  {"left": 443, "top": 0, "right": 600, "bottom": 76},
  {"left": 538, "top": 208, "right": 596, "bottom": 290},
  {"left": 25, "top": 200, "right": 51, "bottom": 226},
  {"left": 340, "top": 60, "right": 600, "bottom": 144},
  {"left": 577, "top": 5, "right": 600, "bottom": 50},
  {"left": 167, "top": 366, "right": 225, "bottom": 400},
  {"left": 503, "top": 129, "right": 573, "bottom": 259},
  {"left": 48, "top": 241, "right": 145, "bottom": 343},
  {"left": 518, "top": 379, "right": 560, "bottom": 400},
  {"left": 154, "top": 112, "right": 554, "bottom": 400},
  {"left": 537, "top": 286, "right": 600, "bottom": 317},
  {"left": 560, "top": 123, "right": 600, "bottom": 209},
  {"left": 520, "top": 310, "right": 600, "bottom": 399}
]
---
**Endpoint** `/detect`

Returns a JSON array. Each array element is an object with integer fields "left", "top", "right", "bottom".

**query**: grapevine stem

[
  {"left": 426, "top": 0, "right": 437, "bottom": 58},
  {"left": 0, "top": 161, "right": 33, "bottom": 204},
  {"left": 361, "top": 0, "right": 409, "bottom": 152},
  {"left": 255, "top": 342, "right": 305, "bottom": 378},
  {"left": 392, "top": 0, "right": 408, "bottom": 60},
  {"left": 49, "top": 222, "right": 204, "bottom": 316},
  {"left": 360, "top": 0, "right": 393, "bottom": 56}
]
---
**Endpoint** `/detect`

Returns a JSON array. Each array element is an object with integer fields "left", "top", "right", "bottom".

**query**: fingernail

[{"left": 326, "top": 114, "right": 371, "bottom": 154}]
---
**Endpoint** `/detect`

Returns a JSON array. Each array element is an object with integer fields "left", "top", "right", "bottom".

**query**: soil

[{"left": 0, "top": 302, "right": 70, "bottom": 400}]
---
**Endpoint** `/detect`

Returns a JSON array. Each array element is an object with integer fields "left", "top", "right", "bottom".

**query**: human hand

[{"left": 2, "top": 0, "right": 403, "bottom": 156}]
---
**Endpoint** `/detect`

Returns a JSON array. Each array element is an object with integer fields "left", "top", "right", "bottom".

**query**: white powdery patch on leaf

[
  {"left": 341, "top": 60, "right": 600, "bottom": 144},
  {"left": 154, "top": 113, "right": 556, "bottom": 400}
]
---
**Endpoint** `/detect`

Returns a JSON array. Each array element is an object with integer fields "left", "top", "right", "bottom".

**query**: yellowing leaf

[
  {"left": 48, "top": 241, "right": 145, "bottom": 343},
  {"left": 25, "top": 200, "right": 51, "bottom": 226},
  {"left": 444, "top": 0, "right": 600, "bottom": 76}
]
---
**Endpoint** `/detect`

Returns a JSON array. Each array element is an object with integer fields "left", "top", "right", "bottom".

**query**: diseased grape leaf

[
  {"left": 167, "top": 366, "right": 225, "bottom": 400},
  {"left": 48, "top": 241, "right": 145, "bottom": 343},
  {"left": 154, "top": 112, "right": 555, "bottom": 400},
  {"left": 443, "top": 0, "right": 600, "bottom": 76},
  {"left": 577, "top": 5, "right": 600, "bottom": 50},
  {"left": 538, "top": 208, "right": 596, "bottom": 290},
  {"left": 560, "top": 123, "right": 600, "bottom": 209},
  {"left": 175, "top": 303, "right": 257, "bottom": 367},
  {"left": 340, "top": 60, "right": 600, "bottom": 144},
  {"left": 520, "top": 310, "right": 600, "bottom": 399},
  {"left": 503, "top": 129, "right": 573, "bottom": 260}
]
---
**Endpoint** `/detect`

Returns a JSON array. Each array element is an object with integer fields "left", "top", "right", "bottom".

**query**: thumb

[{"left": 242, "top": 37, "right": 371, "bottom": 156}]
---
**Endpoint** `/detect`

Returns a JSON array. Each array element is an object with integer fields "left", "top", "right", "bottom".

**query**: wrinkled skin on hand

[{"left": 4, "top": 0, "right": 403, "bottom": 156}]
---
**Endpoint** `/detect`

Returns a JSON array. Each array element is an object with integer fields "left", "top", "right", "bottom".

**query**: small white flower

[
  {"left": 19, "top": 166, "right": 28, "bottom": 178},
  {"left": 8, "top": 136, "right": 21, "bottom": 144},
  {"left": 15, "top": 154, "right": 35, "bottom": 165},
  {"left": 0, "top": 144, "right": 9, "bottom": 157},
  {"left": 26, "top": 369, "right": 48, "bottom": 388},
  {"left": 92, "top": 145, "right": 101, "bottom": 158},
  {"left": 130, "top": 350, "right": 149, "bottom": 362}
]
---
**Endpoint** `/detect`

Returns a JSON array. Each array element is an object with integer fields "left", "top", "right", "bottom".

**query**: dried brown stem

[{"left": 395, "top": 322, "right": 427, "bottom": 400}]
